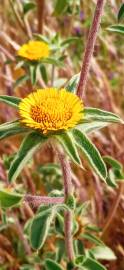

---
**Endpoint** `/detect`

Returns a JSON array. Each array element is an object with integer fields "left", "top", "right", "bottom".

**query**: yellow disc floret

[
  {"left": 17, "top": 40, "right": 50, "bottom": 60},
  {"left": 19, "top": 88, "right": 83, "bottom": 134}
]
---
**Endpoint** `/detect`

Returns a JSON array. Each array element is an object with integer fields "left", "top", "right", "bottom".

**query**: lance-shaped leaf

[
  {"left": 81, "top": 232, "right": 104, "bottom": 246},
  {"left": 45, "top": 259, "right": 64, "bottom": 270},
  {"left": 54, "top": 0, "right": 68, "bottom": 15},
  {"left": 90, "top": 246, "right": 116, "bottom": 261},
  {"left": 118, "top": 3, "right": 124, "bottom": 21},
  {"left": 103, "top": 156, "right": 124, "bottom": 188},
  {"left": 0, "top": 95, "right": 21, "bottom": 108},
  {"left": 0, "top": 189, "right": 23, "bottom": 208},
  {"left": 23, "top": 1, "right": 36, "bottom": 15},
  {"left": 84, "top": 107, "right": 123, "bottom": 124},
  {"left": 77, "top": 121, "right": 108, "bottom": 134},
  {"left": 103, "top": 156, "right": 123, "bottom": 171},
  {"left": 72, "top": 129, "right": 107, "bottom": 181},
  {"left": 0, "top": 120, "right": 28, "bottom": 140},
  {"left": 82, "top": 257, "right": 106, "bottom": 270},
  {"left": 107, "top": 25, "right": 124, "bottom": 34},
  {"left": 29, "top": 65, "right": 37, "bottom": 85},
  {"left": 66, "top": 73, "right": 80, "bottom": 93},
  {"left": 8, "top": 132, "right": 47, "bottom": 182},
  {"left": 55, "top": 131, "right": 82, "bottom": 167},
  {"left": 14, "top": 74, "right": 29, "bottom": 89},
  {"left": 30, "top": 208, "right": 54, "bottom": 250}
]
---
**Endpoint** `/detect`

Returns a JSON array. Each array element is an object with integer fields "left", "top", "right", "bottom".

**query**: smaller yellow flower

[
  {"left": 17, "top": 40, "right": 50, "bottom": 60},
  {"left": 19, "top": 88, "right": 83, "bottom": 134}
]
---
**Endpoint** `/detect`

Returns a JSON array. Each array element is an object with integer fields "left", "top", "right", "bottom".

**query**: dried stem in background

[
  {"left": 37, "top": 0, "right": 45, "bottom": 34},
  {"left": 77, "top": 0, "right": 106, "bottom": 99},
  {"left": 9, "top": 0, "right": 27, "bottom": 36},
  {"left": 102, "top": 182, "right": 124, "bottom": 238}
]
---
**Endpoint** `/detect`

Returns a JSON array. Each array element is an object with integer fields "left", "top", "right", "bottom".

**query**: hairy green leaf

[
  {"left": 14, "top": 75, "right": 29, "bottom": 89},
  {"left": 54, "top": 0, "right": 68, "bottom": 15},
  {"left": 45, "top": 259, "right": 64, "bottom": 270},
  {"left": 82, "top": 257, "right": 107, "bottom": 270},
  {"left": 8, "top": 132, "right": 47, "bottom": 182},
  {"left": 33, "top": 34, "right": 49, "bottom": 44},
  {"left": 118, "top": 4, "right": 124, "bottom": 22},
  {"left": 90, "top": 246, "right": 116, "bottom": 261},
  {"left": 42, "top": 57, "right": 63, "bottom": 67},
  {"left": 0, "top": 120, "right": 28, "bottom": 140},
  {"left": 0, "top": 190, "right": 23, "bottom": 208},
  {"left": 29, "top": 65, "right": 37, "bottom": 85},
  {"left": 81, "top": 233, "right": 104, "bottom": 246},
  {"left": 107, "top": 25, "right": 124, "bottom": 34},
  {"left": 0, "top": 95, "right": 21, "bottom": 108},
  {"left": 84, "top": 107, "right": 123, "bottom": 123},
  {"left": 55, "top": 131, "right": 82, "bottom": 167},
  {"left": 39, "top": 64, "right": 48, "bottom": 84},
  {"left": 61, "top": 37, "right": 81, "bottom": 46},
  {"left": 66, "top": 73, "right": 80, "bottom": 93},
  {"left": 77, "top": 121, "right": 108, "bottom": 134},
  {"left": 104, "top": 156, "right": 124, "bottom": 187},
  {"left": 73, "top": 129, "right": 107, "bottom": 181},
  {"left": 103, "top": 156, "right": 123, "bottom": 171},
  {"left": 30, "top": 208, "right": 54, "bottom": 249},
  {"left": 23, "top": 1, "right": 36, "bottom": 15}
]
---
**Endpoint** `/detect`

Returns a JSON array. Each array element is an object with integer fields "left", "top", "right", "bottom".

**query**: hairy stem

[
  {"left": 37, "top": 0, "right": 45, "bottom": 34},
  {"left": 57, "top": 150, "right": 74, "bottom": 262},
  {"left": 24, "top": 195, "right": 64, "bottom": 207},
  {"left": 77, "top": 0, "right": 106, "bottom": 99}
]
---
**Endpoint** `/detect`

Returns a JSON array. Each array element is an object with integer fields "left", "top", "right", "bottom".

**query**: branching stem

[{"left": 24, "top": 195, "right": 64, "bottom": 207}]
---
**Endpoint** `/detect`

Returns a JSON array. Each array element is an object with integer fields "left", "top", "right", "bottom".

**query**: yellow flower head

[
  {"left": 17, "top": 40, "right": 50, "bottom": 60},
  {"left": 19, "top": 88, "right": 83, "bottom": 134}
]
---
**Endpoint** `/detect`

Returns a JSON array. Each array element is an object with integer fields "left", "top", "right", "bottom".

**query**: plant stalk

[
  {"left": 77, "top": 0, "right": 106, "bottom": 99},
  {"left": 57, "top": 150, "right": 74, "bottom": 262},
  {"left": 37, "top": 0, "right": 45, "bottom": 34},
  {"left": 24, "top": 195, "right": 64, "bottom": 207}
]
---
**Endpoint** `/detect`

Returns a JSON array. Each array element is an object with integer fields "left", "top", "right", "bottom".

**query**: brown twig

[
  {"left": 37, "top": 0, "right": 45, "bottom": 34},
  {"left": 77, "top": 0, "right": 106, "bottom": 99},
  {"left": 0, "top": 44, "right": 15, "bottom": 61},
  {"left": 101, "top": 182, "right": 124, "bottom": 238},
  {"left": 9, "top": 0, "right": 27, "bottom": 36}
]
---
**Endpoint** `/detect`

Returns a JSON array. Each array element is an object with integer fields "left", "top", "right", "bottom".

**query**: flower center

[{"left": 30, "top": 98, "right": 72, "bottom": 130}]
